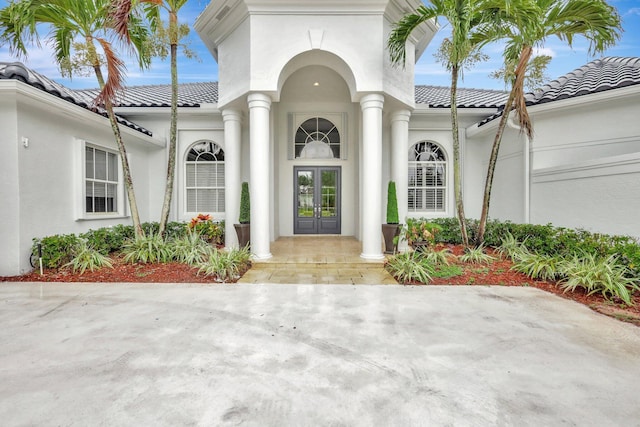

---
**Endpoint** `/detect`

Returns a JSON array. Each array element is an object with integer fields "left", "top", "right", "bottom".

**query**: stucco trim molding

[{"left": 533, "top": 152, "right": 640, "bottom": 183}]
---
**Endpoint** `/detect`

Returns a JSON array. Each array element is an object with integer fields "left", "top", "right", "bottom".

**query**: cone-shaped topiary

[
  {"left": 386, "top": 181, "right": 399, "bottom": 224},
  {"left": 239, "top": 182, "right": 250, "bottom": 224}
]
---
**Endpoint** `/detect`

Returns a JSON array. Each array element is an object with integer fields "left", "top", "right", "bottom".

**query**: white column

[
  {"left": 360, "top": 94, "right": 385, "bottom": 260},
  {"left": 247, "top": 93, "right": 272, "bottom": 259},
  {"left": 391, "top": 110, "right": 411, "bottom": 229},
  {"left": 222, "top": 108, "right": 242, "bottom": 250}
]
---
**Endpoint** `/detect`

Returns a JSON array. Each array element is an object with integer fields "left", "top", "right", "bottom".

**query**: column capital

[
  {"left": 222, "top": 108, "right": 242, "bottom": 122},
  {"left": 247, "top": 93, "right": 272, "bottom": 109},
  {"left": 359, "top": 93, "right": 385, "bottom": 110},
  {"left": 391, "top": 109, "right": 411, "bottom": 123}
]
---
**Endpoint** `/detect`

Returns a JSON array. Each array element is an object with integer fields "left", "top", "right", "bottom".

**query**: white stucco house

[{"left": 1, "top": 0, "right": 639, "bottom": 276}]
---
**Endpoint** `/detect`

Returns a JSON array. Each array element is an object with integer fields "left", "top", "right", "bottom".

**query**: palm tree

[
  {"left": 474, "top": 0, "right": 622, "bottom": 244},
  {"left": 389, "top": 0, "right": 497, "bottom": 247},
  {"left": 111, "top": 0, "right": 188, "bottom": 238},
  {"left": 0, "top": 0, "right": 152, "bottom": 237}
]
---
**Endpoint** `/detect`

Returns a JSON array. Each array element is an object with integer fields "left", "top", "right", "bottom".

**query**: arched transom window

[
  {"left": 408, "top": 141, "right": 447, "bottom": 212},
  {"left": 295, "top": 117, "right": 340, "bottom": 159},
  {"left": 185, "top": 141, "right": 225, "bottom": 213}
]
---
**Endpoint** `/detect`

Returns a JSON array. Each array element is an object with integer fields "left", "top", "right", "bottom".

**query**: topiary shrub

[
  {"left": 386, "top": 181, "right": 399, "bottom": 224},
  {"left": 239, "top": 182, "right": 250, "bottom": 224}
]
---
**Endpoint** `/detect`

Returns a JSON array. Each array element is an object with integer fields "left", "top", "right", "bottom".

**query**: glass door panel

[{"left": 294, "top": 167, "right": 341, "bottom": 234}]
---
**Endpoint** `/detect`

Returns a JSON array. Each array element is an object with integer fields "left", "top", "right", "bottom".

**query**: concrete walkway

[
  {"left": 239, "top": 236, "right": 397, "bottom": 284},
  {"left": 1, "top": 282, "right": 639, "bottom": 426}
]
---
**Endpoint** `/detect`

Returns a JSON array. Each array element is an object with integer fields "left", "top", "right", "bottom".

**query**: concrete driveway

[{"left": 1, "top": 282, "right": 639, "bottom": 426}]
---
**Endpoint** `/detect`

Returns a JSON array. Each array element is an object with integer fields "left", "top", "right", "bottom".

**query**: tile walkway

[{"left": 238, "top": 236, "right": 398, "bottom": 285}]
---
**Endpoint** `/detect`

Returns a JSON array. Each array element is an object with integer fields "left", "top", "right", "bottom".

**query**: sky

[{"left": 0, "top": 0, "right": 639, "bottom": 91}]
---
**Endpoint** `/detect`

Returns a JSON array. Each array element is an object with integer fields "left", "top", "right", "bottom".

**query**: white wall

[
  {"left": 0, "top": 89, "right": 21, "bottom": 275},
  {"left": 465, "top": 125, "right": 527, "bottom": 222},
  {"left": 529, "top": 95, "right": 640, "bottom": 169},
  {"left": 532, "top": 152, "right": 640, "bottom": 238},
  {"left": 0, "top": 86, "right": 161, "bottom": 276}
]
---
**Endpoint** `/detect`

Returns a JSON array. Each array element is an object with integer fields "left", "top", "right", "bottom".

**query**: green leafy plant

[
  {"left": 386, "top": 181, "right": 399, "bottom": 224},
  {"left": 198, "top": 247, "right": 252, "bottom": 282},
  {"left": 32, "top": 234, "right": 80, "bottom": 269},
  {"left": 432, "top": 264, "right": 464, "bottom": 279},
  {"left": 421, "top": 248, "right": 453, "bottom": 266},
  {"left": 122, "top": 233, "right": 173, "bottom": 264},
  {"left": 239, "top": 182, "right": 250, "bottom": 224},
  {"left": 401, "top": 218, "right": 443, "bottom": 249},
  {"left": 511, "top": 251, "right": 562, "bottom": 281},
  {"left": 557, "top": 253, "right": 639, "bottom": 305},
  {"left": 188, "top": 214, "right": 225, "bottom": 245},
  {"left": 459, "top": 245, "right": 494, "bottom": 264},
  {"left": 64, "top": 239, "right": 113, "bottom": 274},
  {"left": 171, "top": 232, "right": 213, "bottom": 266},
  {"left": 385, "top": 251, "right": 434, "bottom": 285},
  {"left": 497, "top": 231, "right": 528, "bottom": 259}
]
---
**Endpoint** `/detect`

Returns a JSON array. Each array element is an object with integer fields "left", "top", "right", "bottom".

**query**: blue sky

[{"left": 1, "top": 0, "right": 639, "bottom": 90}]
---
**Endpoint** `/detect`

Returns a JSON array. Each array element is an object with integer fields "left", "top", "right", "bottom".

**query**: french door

[{"left": 294, "top": 166, "right": 341, "bottom": 234}]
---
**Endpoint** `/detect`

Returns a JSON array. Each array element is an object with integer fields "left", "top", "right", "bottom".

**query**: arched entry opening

[{"left": 276, "top": 60, "right": 357, "bottom": 237}]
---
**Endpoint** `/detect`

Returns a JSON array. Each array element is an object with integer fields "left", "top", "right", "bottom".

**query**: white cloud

[
  {"left": 533, "top": 47, "right": 556, "bottom": 58},
  {"left": 625, "top": 7, "right": 640, "bottom": 16}
]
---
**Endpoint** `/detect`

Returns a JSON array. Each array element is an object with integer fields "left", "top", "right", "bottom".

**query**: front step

[{"left": 238, "top": 261, "right": 397, "bottom": 285}]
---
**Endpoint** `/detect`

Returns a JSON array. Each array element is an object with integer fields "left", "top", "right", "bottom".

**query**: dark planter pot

[
  {"left": 234, "top": 223, "right": 251, "bottom": 249},
  {"left": 382, "top": 223, "right": 401, "bottom": 254}
]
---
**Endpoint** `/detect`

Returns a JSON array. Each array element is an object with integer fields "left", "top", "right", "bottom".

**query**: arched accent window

[
  {"left": 408, "top": 141, "right": 447, "bottom": 212},
  {"left": 295, "top": 117, "right": 340, "bottom": 159},
  {"left": 185, "top": 141, "right": 225, "bottom": 213}
]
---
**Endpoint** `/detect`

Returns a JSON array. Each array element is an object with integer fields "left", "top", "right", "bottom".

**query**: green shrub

[
  {"left": 171, "top": 232, "right": 213, "bottom": 266},
  {"left": 122, "top": 233, "right": 173, "bottom": 264},
  {"left": 188, "top": 214, "right": 225, "bottom": 245},
  {"left": 401, "top": 218, "right": 442, "bottom": 248},
  {"left": 385, "top": 251, "right": 434, "bottom": 285},
  {"left": 427, "top": 218, "right": 640, "bottom": 279},
  {"left": 386, "top": 181, "right": 399, "bottom": 224},
  {"left": 81, "top": 226, "right": 130, "bottom": 254},
  {"left": 64, "top": 239, "right": 113, "bottom": 273},
  {"left": 198, "top": 247, "right": 251, "bottom": 282},
  {"left": 32, "top": 234, "right": 80, "bottom": 269},
  {"left": 239, "top": 182, "right": 250, "bottom": 224},
  {"left": 557, "top": 253, "right": 639, "bottom": 305}
]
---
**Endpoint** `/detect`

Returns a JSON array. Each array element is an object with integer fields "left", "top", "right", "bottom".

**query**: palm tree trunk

[
  {"left": 450, "top": 64, "right": 469, "bottom": 247},
  {"left": 476, "top": 46, "right": 533, "bottom": 245},
  {"left": 158, "top": 10, "right": 178, "bottom": 238},
  {"left": 93, "top": 65, "right": 144, "bottom": 237}
]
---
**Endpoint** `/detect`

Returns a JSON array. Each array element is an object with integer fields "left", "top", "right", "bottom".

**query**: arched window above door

[
  {"left": 295, "top": 117, "right": 340, "bottom": 159},
  {"left": 185, "top": 141, "right": 225, "bottom": 213},
  {"left": 408, "top": 141, "right": 447, "bottom": 212},
  {"left": 289, "top": 113, "right": 347, "bottom": 160}
]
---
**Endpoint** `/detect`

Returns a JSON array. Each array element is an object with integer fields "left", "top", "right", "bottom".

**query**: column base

[
  {"left": 360, "top": 253, "right": 385, "bottom": 260},
  {"left": 252, "top": 253, "right": 273, "bottom": 261}
]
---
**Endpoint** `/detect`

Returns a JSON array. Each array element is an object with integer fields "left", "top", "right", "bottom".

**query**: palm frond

[{"left": 93, "top": 37, "right": 125, "bottom": 108}]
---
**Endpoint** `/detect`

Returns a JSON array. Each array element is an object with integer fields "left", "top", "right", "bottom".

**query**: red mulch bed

[{"left": 1, "top": 246, "right": 638, "bottom": 326}]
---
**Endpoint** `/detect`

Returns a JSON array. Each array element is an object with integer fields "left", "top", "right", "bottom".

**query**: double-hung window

[{"left": 85, "top": 145, "right": 119, "bottom": 214}]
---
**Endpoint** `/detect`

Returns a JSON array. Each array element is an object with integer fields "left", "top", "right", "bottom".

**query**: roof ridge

[{"left": 416, "top": 84, "right": 507, "bottom": 94}]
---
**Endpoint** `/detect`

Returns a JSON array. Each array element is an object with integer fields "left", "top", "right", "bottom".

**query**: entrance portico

[{"left": 194, "top": 0, "right": 436, "bottom": 260}]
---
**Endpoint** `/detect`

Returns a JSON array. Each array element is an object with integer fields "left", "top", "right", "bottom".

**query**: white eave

[
  {"left": 466, "top": 84, "right": 640, "bottom": 139},
  {"left": 195, "top": 0, "right": 433, "bottom": 62},
  {"left": 1, "top": 80, "right": 165, "bottom": 148}
]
